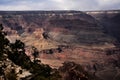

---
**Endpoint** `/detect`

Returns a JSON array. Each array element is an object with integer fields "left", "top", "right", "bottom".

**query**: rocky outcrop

[
  {"left": 0, "top": 11, "right": 120, "bottom": 80},
  {"left": 86, "top": 10, "right": 120, "bottom": 44},
  {"left": 0, "top": 11, "right": 117, "bottom": 49},
  {"left": 59, "top": 62, "right": 93, "bottom": 80},
  {"left": 0, "top": 57, "right": 31, "bottom": 80}
]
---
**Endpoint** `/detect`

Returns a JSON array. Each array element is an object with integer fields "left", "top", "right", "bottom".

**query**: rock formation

[
  {"left": 0, "top": 11, "right": 117, "bottom": 48},
  {"left": 0, "top": 10, "right": 120, "bottom": 80},
  {"left": 86, "top": 10, "right": 120, "bottom": 44}
]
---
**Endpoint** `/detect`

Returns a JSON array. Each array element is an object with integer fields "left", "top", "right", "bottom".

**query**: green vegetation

[
  {"left": 0, "top": 24, "right": 94, "bottom": 80},
  {"left": 0, "top": 24, "right": 9, "bottom": 60},
  {"left": 32, "top": 46, "right": 39, "bottom": 62},
  {"left": 0, "top": 24, "right": 61, "bottom": 80}
]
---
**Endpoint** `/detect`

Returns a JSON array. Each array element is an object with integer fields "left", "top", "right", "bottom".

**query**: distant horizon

[
  {"left": 0, "top": 9, "right": 120, "bottom": 12},
  {"left": 0, "top": 0, "right": 120, "bottom": 11}
]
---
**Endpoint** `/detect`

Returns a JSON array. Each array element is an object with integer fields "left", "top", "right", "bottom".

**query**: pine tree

[{"left": 0, "top": 24, "right": 61, "bottom": 80}]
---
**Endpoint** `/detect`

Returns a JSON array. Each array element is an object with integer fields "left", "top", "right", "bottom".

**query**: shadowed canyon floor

[{"left": 0, "top": 10, "right": 120, "bottom": 80}]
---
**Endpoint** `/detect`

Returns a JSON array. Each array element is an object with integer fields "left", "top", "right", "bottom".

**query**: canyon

[{"left": 0, "top": 10, "right": 120, "bottom": 80}]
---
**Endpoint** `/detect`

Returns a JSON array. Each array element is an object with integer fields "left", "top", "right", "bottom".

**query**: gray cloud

[{"left": 0, "top": 0, "right": 120, "bottom": 11}]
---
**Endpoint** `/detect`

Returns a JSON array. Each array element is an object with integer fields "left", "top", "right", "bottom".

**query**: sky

[{"left": 0, "top": 0, "right": 120, "bottom": 11}]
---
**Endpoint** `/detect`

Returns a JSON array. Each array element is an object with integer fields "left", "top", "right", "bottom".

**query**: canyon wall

[
  {"left": 86, "top": 10, "right": 120, "bottom": 44},
  {"left": 0, "top": 11, "right": 117, "bottom": 50},
  {"left": 0, "top": 11, "right": 120, "bottom": 80}
]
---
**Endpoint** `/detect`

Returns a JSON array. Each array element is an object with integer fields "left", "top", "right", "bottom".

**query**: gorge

[{"left": 0, "top": 10, "right": 120, "bottom": 80}]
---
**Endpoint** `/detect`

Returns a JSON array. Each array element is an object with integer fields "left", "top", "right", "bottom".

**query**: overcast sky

[{"left": 0, "top": 0, "right": 120, "bottom": 11}]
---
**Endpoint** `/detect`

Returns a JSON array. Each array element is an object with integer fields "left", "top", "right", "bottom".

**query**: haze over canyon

[{"left": 0, "top": 10, "right": 120, "bottom": 80}]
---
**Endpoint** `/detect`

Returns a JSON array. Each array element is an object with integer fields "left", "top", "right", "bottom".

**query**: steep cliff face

[
  {"left": 0, "top": 11, "right": 116, "bottom": 49},
  {"left": 0, "top": 11, "right": 120, "bottom": 80},
  {"left": 86, "top": 10, "right": 120, "bottom": 44}
]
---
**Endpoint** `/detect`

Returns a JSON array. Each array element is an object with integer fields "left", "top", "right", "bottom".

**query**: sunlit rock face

[
  {"left": 0, "top": 11, "right": 120, "bottom": 80},
  {"left": 0, "top": 11, "right": 117, "bottom": 49}
]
